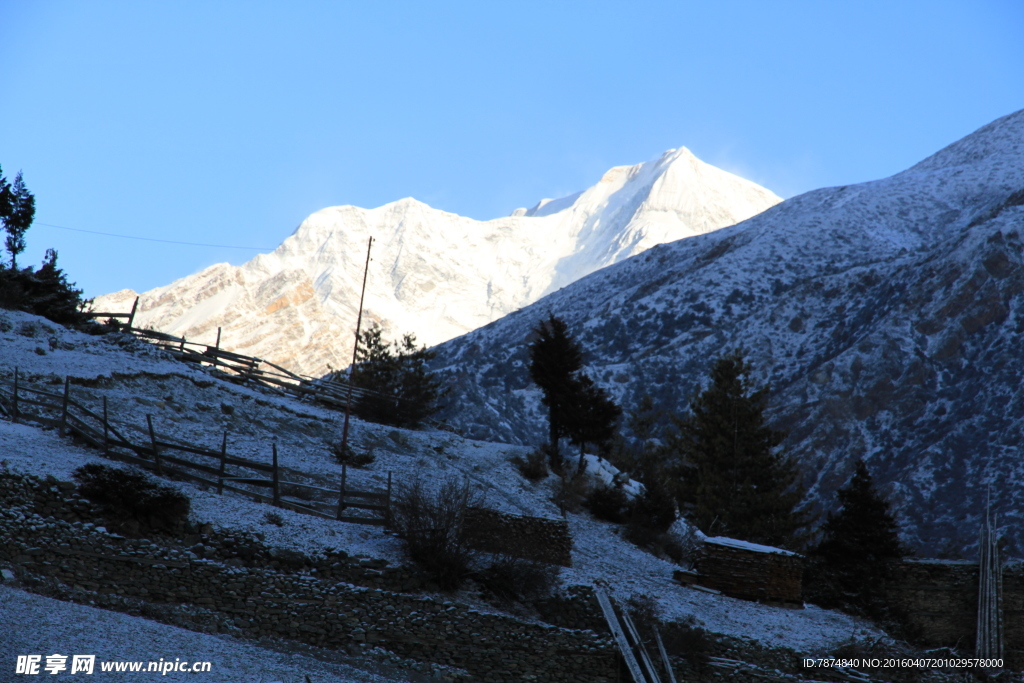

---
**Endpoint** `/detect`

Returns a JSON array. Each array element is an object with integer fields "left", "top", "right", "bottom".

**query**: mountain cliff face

[
  {"left": 93, "top": 148, "right": 779, "bottom": 377},
  {"left": 428, "top": 110, "right": 1024, "bottom": 558}
]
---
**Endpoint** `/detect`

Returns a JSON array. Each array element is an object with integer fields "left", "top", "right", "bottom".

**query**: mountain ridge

[
  {"left": 427, "top": 109, "right": 1024, "bottom": 558},
  {"left": 94, "top": 148, "right": 780, "bottom": 376}
]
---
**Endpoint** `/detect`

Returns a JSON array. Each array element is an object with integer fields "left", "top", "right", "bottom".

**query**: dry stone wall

[
  {"left": 0, "top": 472, "right": 616, "bottom": 682},
  {"left": 693, "top": 539, "right": 803, "bottom": 605},
  {"left": 463, "top": 506, "right": 573, "bottom": 567},
  {"left": 889, "top": 559, "right": 1024, "bottom": 667}
]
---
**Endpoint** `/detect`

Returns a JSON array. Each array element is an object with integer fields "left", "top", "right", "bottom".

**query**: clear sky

[{"left": 1, "top": 1, "right": 1022, "bottom": 300}]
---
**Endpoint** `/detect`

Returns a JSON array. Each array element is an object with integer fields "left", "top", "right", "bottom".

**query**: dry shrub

[
  {"left": 73, "top": 463, "right": 190, "bottom": 533},
  {"left": 660, "top": 616, "right": 711, "bottom": 671},
  {"left": 552, "top": 473, "right": 591, "bottom": 514},
  {"left": 331, "top": 441, "right": 376, "bottom": 468},
  {"left": 391, "top": 477, "right": 484, "bottom": 590},
  {"left": 584, "top": 484, "right": 630, "bottom": 523},
  {"left": 263, "top": 511, "right": 285, "bottom": 527},
  {"left": 511, "top": 448, "right": 549, "bottom": 482},
  {"left": 476, "top": 554, "right": 560, "bottom": 604}
]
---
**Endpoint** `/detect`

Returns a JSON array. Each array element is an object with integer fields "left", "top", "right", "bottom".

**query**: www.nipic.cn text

[{"left": 15, "top": 655, "right": 213, "bottom": 675}]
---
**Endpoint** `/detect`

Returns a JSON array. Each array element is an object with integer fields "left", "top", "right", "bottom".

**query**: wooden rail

[
  {"left": 0, "top": 369, "right": 391, "bottom": 528},
  {"left": 85, "top": 297, "right": 399, "bottom": 410}
]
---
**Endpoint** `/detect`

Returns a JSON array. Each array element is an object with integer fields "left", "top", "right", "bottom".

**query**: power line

[{"left": 35, "top": 222, "right": 275, "bottom": 251}]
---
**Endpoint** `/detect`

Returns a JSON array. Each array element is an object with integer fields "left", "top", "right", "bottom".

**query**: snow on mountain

[
  {"left": 428, "top": 109, "right": 1024, "bottom": 559},
  {"left": 92, "top": 149, "right": 780, "bottom": 377}
]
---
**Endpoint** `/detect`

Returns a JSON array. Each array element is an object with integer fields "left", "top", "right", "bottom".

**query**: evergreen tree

[
  {"left": 340, "top": 323, "right": 442, "bottom": 428},
  {"left": 3, "top": 172, "right": 35, "bottom": 269},
  {"left": 805, "top": 459, "right": 907, "bottom": 621},
  {"left": 666, "top": 352, "right": 805, "bottom": 546},
  {"left": 564, "top": 373, "right": 622, "bottom": 463},
  {"left": 528, "top": 314, "right": 584, "bottom": 468},
  {"left": 0, "top": 166, "right": 12, "bottom": 221}
]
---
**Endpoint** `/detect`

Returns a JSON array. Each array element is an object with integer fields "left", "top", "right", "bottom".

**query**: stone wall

[
  {"left": 0, "top": 472, "right": 616, "bottom": 682},
  {"left": 693, "top": 538, "right": 803, "bottom": 605},
  {"left": 464, "top": 506, "right": 573, "bottom": 567},
  {"left": 888, "top": 559, "right": 1024, "bottom": 667}
]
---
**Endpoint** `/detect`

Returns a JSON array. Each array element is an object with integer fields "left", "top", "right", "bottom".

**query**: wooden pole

[
  {"left": 127, "top": 296, "right": 139, "bottom": 330},
  {"left": 60, "top": 377, "right": 70, "bottom": 436},
  {"left": 272, "top": 442, "right": 280, "bottom": 507},
  {"left": 215, "top": 327, "right": 222, "bottom": 350},
  {"left": 339, "top": 236, "right": 373, "bottom": 462},
  {"left": 13, "top": 367, "right": 20, "bottom": 423},
  {"left": 386, "top": 471, "right": 393, "bottom": 529},
  {"left": 336, "top": 463, "right": 348, "bottom": 520},
  {"left": 217, "top": 431, "right": 227, "bottom": 495},
  {"left": 102, "top": 397, "right": 109, "bottom": 456},
  {"left": 146, "top": 414, "right": 162, "bottom": 475}
]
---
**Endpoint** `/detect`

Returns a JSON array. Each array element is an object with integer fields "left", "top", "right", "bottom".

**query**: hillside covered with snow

[
  {"left": 0, "top": 308, "right": 883, "bottom": 681},
  {"left": 428, "top": 109, "right": 1024, "bottom": 559},
  {"left": 93, "top": 148, "right": 780, "bottom": 377}
]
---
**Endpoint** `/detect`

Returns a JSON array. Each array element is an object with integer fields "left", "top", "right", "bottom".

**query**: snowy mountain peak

[{"left": 94, "top": 148, "right": 781, "bottom": 377}]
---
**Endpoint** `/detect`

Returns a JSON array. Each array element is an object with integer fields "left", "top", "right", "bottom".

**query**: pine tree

[
  {"left": 3, "top": 172, "right": 35, "bottom": 269},
  {"left": 342, "top": 323, "right": 442, "bottom": 428},
  {"left": 564, "top": 373, "right": 622, "bottom": 463},
  {"left": 0, "top": 166, "right": 12, "bottom": 221},
  {"left": 806, "top": 459, "right": 907, "bottom": 620},
  {"left": 528, "top": 314, "right": 584, "bottom": 469},
  {"left": 666, "top": 352, "right": 805, "bottom": 547}
]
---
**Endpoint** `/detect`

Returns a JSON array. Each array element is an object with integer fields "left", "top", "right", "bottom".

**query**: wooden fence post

[
  {"left": 12, "top": 367, "right": 19, "bottom": 423},
  {"left": 60, "top": 377, "right": 70, "bottom": 436},
  {"left": 215, "top": 327, "right": 221, "bottom": 350},
  {"left": 271, "top": 442, "right": 280, "bottom": 507},
  {"left": 146, "top": 414, "right": 162, "bottom": 476},
  {"left": 386, "top": 471, "right": 393, "bottom": 529},
  {"left": 217, "top": 431, "right": 227, "bottom": 495},
  {"left": 127, "top": 296, "right": 139, "bottom": 330},
  {"left": 336, "top": 463, "right": 348, "bottom": 520},
  {"left": 102, "top": 397, "right": 109, "bottom": 456}
]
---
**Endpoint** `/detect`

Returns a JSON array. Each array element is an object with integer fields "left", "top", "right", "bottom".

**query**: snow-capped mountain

[
  {"left": 93, "top": 148, "right": 780, "bottom": 377},
  {"left": 428, "top": 109, "right": 1024, "bottom": 558}
]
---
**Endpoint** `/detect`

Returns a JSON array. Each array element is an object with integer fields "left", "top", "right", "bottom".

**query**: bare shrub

[
  {"left": 73, "top": 463, "right": 190, "bottom": 533},
  {"left": 391, "top": 477, "right": 484, "bottom": 590},
  {"left": 263, "top": 511, "right": 285, "bottom": 527},
  {"left": 626, "top": 593, "right": 660, "bottom": 634},
  {"left": 331, "top": 441, "right": 376, "bottom": 468},
  {"left": 584, "top": 484, "right": 629, "bottom": 523},
  {"left": 511, "top": 448, "right": 549, "bottom": 482},
  {"left": 476, "top": 554, "right": 560, "bottom": 604},
  {"left": 552, "top": 474, "right": 590, "bottom": 515},
  {"left": 660, "top": 616, "right": 711, "bottom": 671}
]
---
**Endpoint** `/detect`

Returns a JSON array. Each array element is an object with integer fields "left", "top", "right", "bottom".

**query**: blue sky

[{"left": 1, "top": 1, "right": 1022, "bottom": 299}]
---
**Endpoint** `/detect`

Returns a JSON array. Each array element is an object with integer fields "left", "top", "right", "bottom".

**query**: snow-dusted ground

[
  {"left": 0, "top": 586, "right": 426, "bottom": 683},
  {"left": 0, "top": 307, "right": 883, "bottom": 667}
]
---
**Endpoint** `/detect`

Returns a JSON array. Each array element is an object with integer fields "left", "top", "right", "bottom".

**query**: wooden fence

[
  {"left": 0, "top": 369, "right": 391, "bottom": 527},
  {"left": 86, "top": 298, "right": 399, "bottom": 411}
]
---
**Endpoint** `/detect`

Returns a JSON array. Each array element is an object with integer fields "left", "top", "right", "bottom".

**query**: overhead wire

[{"left": 35, "top": 222, "right": 275, "bottom": 251}]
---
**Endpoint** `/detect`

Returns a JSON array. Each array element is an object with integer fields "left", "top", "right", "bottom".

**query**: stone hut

[{"left": 684, "top": 536, "right": 803, "bottom": 605}]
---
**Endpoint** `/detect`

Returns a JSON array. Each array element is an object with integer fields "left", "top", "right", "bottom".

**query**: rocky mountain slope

[
  {"left": 428, "top": 109, "right": 1024, "bottom": 558},
  {"left": 93, "top": 149, "right": 779, "bottom": 377}
]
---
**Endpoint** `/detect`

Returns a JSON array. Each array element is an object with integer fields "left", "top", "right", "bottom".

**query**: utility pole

[{"left": 337, "top": 236, "right": 373, "bottom": 519}]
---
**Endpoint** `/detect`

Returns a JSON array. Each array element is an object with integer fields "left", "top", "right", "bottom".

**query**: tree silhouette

[
  {"left": 529, "top": 314, "right": 584, "bottom": 469},
  {"left": 339, "top": 323, "right": 442, "bottom": 428},
  {"left": 667, "top": 352, "right": 805, "bottom": 547},
  {"left": 805, "top": 459, "right": 907, "bottom": 621},
  {"left": 2, "top": 171, "right": 35, "bottom": 269},
  {"left": 564, "top": 373, "right": 621, "bottom": 463}
]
